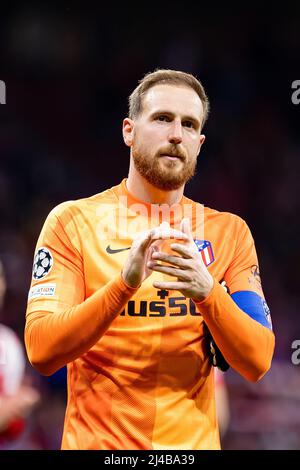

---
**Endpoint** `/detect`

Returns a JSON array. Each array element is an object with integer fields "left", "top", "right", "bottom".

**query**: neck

[{"left": 127, "top": 157, "right": 184, "bottom": 205}]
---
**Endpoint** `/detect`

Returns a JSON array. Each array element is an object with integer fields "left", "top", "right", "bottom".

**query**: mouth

[{"left": 160, "top": 154, "right": 184, "bottom": 161}]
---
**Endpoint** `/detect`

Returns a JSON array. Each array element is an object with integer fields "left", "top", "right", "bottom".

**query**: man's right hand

[{"left": 122, "top": 222, "right": 188, "bottom": 288}]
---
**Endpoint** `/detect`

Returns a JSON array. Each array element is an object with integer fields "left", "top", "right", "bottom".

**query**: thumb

[
  {"left": 159, "top": 220, "right": 170, "bottom": 231},
  {"left": 180, "top": 218, "right": 193, "bottom": 241}
]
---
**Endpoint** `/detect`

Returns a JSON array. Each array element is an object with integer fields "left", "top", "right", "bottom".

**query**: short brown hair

[{"left": 128, "top": 69, "right": 210, "bottom": 129}]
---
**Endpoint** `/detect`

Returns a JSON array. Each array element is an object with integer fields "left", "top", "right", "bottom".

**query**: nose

[{"left": 168, "top": 120, "right": 183, "bottom": 145}]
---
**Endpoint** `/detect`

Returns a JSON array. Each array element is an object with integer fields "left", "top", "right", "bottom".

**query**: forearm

[
  {"left": 193, "top": 280, "right": 275, "bottom": 382},
  {"left": 25, "top": 273, "right": 138, "bottom": 375}
]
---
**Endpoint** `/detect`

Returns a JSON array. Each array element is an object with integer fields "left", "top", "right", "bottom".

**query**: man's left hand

[{"left": 148, "top": 218, "right": 214, "bottom": 301}]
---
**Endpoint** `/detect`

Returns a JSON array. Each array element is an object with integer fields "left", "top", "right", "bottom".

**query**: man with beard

[{"left": 25, "top": 69, "right": 274, "bottom": 450}]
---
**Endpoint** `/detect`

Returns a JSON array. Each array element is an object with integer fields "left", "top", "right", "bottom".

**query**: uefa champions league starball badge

[{"left": 32, "top": 247, "right": 53, "bottom": 280}]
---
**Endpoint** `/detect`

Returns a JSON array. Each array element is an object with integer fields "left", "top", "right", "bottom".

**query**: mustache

[{"left": 157, "top": 146, "right": 186, "bottom": 160}]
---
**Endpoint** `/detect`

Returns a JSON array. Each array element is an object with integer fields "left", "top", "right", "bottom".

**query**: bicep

[
  {"left": 26, "top": 212, "right": 84, "bottom": 317},
  {"left": 224, "top": 219, "right": 272, "bottom": 330}
]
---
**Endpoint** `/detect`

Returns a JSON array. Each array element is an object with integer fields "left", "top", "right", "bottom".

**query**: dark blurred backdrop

[{"left": 0, "top": 4, "right": 300, "bottom": 449}]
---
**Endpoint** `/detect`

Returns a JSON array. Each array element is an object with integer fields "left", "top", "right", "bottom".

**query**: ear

[
  {"left": 123, "top": 118, "right": 134, "bottom": 147},
  {"left": 197, "top": 134, "right": 206, "bottom": 155}
]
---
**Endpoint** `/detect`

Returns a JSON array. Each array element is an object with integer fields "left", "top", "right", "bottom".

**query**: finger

[
  {"left": 150, "top": 227, "right": 188, "bottom": 241},
  {"left": 153, "top": 280, "right": 189, "bottom": 290},
  {"left": 147, "top": 263, "right": 190, "bottom": 280},
  {"left": 180, "top": 218, "right": 194, "bottom": 242},
  {"left": 159, "top": 221, "right": 170, "bottom": 230},
  {"left": 146, "top": 244, "right": 160, "bottom": 264},
  {"left": 136, "top": 227, "right": 170, "bottom": 251},
  {"left": 133, "top": 229, "right": 155, "bottom": 251},
  {"left": 151, "top": 251, "right": 188, "bottom": 268},
  {"left": 158, "top": 221, "right": 172, "bottom": 240},
  {"left": 146, "top": 245, "right": 155, "bottom": 262},
  {"left": 169, "top": 243, "right": 195, "bottom": 258},
  {"left": 133, "top": 225, "right": 188, "bottom": 254},
  {"left": 144, "top": 245, "right": 157, "bottom": 278},
  {"left": 151, "top": 243, "right": 160, "bottom": 253}
]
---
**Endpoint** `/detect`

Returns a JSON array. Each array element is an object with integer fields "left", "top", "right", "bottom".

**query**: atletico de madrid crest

[{"left": 194, "top": 239, "right": 215, "bottom": 267}]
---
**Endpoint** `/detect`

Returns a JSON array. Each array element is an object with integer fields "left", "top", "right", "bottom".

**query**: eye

[
  {"left": 182, "top": 120, "right": 194, "bottom": 128},
  {"left": 156, "top": 115, "right": 171, "bottom": 122}
]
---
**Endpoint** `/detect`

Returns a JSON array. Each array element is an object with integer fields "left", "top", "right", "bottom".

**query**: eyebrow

[{"left": 150, "top": 110, "right": 201, "bottom": 128}]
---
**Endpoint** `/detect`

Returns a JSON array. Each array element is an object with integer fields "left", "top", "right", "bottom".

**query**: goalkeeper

[{"left": 25, "top": 69, "right": 274, "bottom": 450}]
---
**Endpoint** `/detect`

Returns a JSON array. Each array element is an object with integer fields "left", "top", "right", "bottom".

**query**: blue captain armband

[
  {"left": 231, "top": 291, "right": 273, "bottom": 330},
  {"left": 208, "top": 287, "right": 272, "bottom": 372}
]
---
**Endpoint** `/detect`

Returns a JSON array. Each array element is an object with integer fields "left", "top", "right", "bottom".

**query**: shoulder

[
  {"left": 184, "top": 195, "right": 249, "bottom": 233},
  {"left": 204, "top": 205, "right": 249, "bottom": 231},
  {"left": 45, "top": 186, "right": 118, "bottom": 222},
  {"left": 205, "top": 207, "right": 253, "bottom": 250}
]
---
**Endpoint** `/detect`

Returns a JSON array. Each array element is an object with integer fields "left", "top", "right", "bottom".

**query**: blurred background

[{"left": 0, "top": 3, "right": 300, "bottom": 449}]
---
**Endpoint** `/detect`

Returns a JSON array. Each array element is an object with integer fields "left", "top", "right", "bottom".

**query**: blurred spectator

[
  {"left": 0, "top": 259, "right": 40, "bottom": 448},
  {"left": 223, "top": 360, "right": 300, "bottom": 450}
]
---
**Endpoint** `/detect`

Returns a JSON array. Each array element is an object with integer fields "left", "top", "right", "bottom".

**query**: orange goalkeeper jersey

[{"left": 25, "top": 179, "right": 274, "bottom": 450}]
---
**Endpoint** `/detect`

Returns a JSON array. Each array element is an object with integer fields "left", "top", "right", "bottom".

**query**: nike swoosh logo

[{"left": 106, "top": 245, "right": 131, "bottom": 254}]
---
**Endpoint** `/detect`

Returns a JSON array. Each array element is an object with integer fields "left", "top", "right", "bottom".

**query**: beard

[{"left": 132, "top": 144, "right": 197, "bottom": 191}]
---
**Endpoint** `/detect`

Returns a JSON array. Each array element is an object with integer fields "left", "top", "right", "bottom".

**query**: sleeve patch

[
  {"left": 32, "top": 247, "right": 53, "bottom": 280},
  {"left": 28, "top": 283, "right": 56, "bottom": 299}
]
